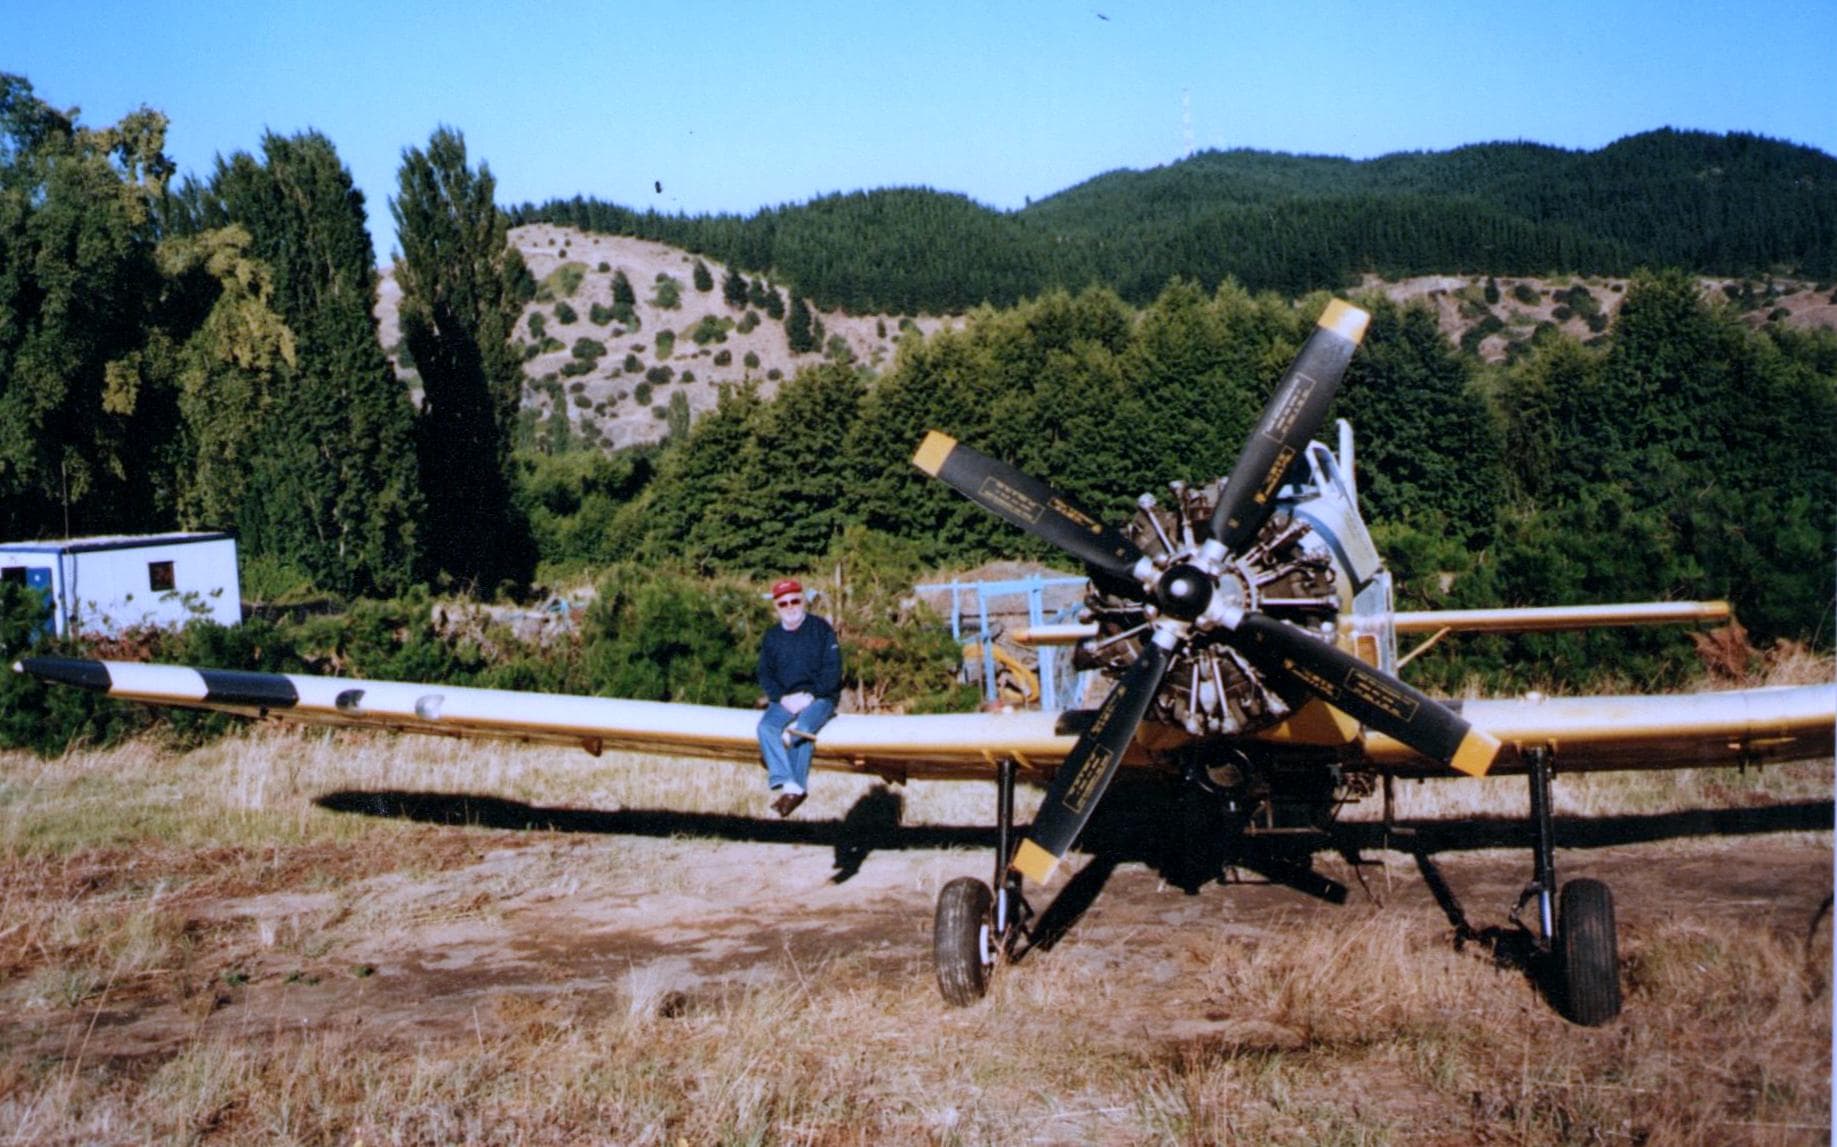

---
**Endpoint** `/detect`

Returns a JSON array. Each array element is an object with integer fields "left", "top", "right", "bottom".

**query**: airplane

[{"left": 14, "top": 300, "right": 1834, "bottom": 1027}]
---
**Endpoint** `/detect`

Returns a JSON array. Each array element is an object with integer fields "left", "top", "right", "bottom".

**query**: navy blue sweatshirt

[{"left": 757, "top": 614, "right": 843, "bottom": 702}]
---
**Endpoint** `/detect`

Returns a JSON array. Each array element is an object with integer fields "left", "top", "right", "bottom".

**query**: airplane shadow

[{"left": 314, "top": 778, "right": 1832, "bottom": 904}]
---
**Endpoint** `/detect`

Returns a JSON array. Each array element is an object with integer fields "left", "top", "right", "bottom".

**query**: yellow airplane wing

[{"left": 14, "top": 656, "right": 1831, "bottom": 783}]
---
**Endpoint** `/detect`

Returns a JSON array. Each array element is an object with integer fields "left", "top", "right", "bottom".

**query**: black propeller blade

[
  {"left": 1230, "top": 612, "right": 1499, "bottom": 776},
  {"left": 1210, "top": 300, "right": 1370, "bottom": 553},
  {"left": 912, "top": 432, "right": 1148, "bottom": 582},
  {"left": 1009, "top": 633, "right": 1176, "bottom": 884}
]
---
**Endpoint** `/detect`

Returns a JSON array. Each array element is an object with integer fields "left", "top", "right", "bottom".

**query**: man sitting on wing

[{"left": 756, "top": 578, "right": 841, "bottom": 817}]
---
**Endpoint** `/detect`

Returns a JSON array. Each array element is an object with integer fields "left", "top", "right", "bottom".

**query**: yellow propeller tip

[
  {"left": 1451, "top": 727, "right": 1502, "bottom": 777},
  {"left": 912, "top": 431, "right": 957, "bottom": 476},
  {"left": 1318, "top": 299, "right": 1371, "bottom": 345},
  {"left": 1009, "top": 838, "right": 1060, "bottom": 884}
]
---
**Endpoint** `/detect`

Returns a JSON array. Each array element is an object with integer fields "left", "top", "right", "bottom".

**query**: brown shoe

[{"left": 772, "top": 791, "right": 807, "bottom": 818}]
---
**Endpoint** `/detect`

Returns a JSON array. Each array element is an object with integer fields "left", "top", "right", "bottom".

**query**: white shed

[{"left": 0, "top": 532, "right": 242, "bottom": 638}]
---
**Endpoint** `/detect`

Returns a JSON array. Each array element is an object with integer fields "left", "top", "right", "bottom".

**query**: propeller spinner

[{"left": 914, "top": 300, "right": 1500, "bottom": 885}]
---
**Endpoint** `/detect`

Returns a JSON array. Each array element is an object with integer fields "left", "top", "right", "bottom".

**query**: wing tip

[{"left": 912, "top": 431, "right": 957, "bottom": 476}]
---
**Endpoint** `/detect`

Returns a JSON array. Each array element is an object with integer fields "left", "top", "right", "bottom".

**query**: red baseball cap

[{"left": 770, "top": 578, "right": 803, "bottom": 601}]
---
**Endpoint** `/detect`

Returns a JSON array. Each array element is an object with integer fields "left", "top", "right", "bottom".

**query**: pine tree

[
  {"left": 722, "top": 266, "right": 747, "bottom": 308},
  {"left": 392, "top": 127, "right": 535, "bottom": 593},
  {"left": 785, "top": 295, "right": 817, "bottom": 354}
]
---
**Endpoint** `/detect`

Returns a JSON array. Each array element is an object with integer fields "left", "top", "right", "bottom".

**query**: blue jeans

[{"left": 757, "top": 698, "right": 836, "bottom": 793}]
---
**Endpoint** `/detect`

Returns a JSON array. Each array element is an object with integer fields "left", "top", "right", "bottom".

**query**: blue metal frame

[{"left": 917, "top": 574, "right": 1091, "bottom": 711}]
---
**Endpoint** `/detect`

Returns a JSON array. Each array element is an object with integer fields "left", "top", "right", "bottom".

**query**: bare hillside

[
  {"left": 377, "top": 227, "right": 1837, "bottom": 452},
  {"left": 378, "top": 226, "right": 952, "bottom": 451}
]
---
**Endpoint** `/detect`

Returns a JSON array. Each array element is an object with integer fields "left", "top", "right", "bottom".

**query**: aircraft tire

[
  {"left": 934, "top": 876, "right": 994, "bottom": 1006},
  {"left": 1556, "top": 878, "right": 1622, "bottom": 1026}
]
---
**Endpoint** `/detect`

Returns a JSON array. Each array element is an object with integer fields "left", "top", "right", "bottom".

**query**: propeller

[
  {"left": 1211, "top": 300, "right": 1370, "bottom": 553},
  {"left": 1009, "top": 630, "right": 1175, "bottom": 882},
  {"left": 912, "top": 431, "right": 1148, "bottom": 583},
  {"left": 913, "top": 299, "right": 1500, "bottom": 886}
]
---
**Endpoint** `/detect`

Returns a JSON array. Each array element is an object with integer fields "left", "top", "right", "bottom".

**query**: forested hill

[{"left": 510, "top": 130, "right": 1837, "bottom": 313}]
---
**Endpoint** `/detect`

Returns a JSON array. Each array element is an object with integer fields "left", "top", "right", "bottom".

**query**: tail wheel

[
  {"left": 1556, "top": 878, "right": 1622, "bottom": 1026},
  {"left": 934, "top": 876, "right": 995, "bottom": 1006}
]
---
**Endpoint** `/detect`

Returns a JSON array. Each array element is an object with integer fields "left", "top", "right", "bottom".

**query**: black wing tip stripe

[
  {"left": 19, "top": 657, "right": 300, "bottom": 709},
  {"left": 17, "top": 656, "right": 112, "bottom": 693}
]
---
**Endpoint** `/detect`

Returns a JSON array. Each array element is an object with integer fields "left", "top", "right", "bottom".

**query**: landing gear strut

[
  {"left": 934, "top": 757, "right": 1031, "bottom": 1005},
  {"left": 1513, "top": 746, "right": 1622, "bottom": 1025}
]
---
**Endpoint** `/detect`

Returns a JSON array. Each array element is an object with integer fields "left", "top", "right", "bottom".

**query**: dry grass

[{"left": 0, "top": 666, "right": 1829, "bottom": 1144}]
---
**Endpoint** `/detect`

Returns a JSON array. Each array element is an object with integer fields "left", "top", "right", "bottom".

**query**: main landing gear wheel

[
  {"left": 934, "top": 877, "right": 995, "bottom": 1005},
  {"left": 1556, "top": 878, "right": 1622, "bottom": 1026}
]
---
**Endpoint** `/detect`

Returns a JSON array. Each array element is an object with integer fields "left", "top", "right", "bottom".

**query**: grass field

[{"left": 0, "top": 671, "right": 1830, "bottom": 1144}]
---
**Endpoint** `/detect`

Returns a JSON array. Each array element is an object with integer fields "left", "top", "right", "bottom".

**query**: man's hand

[{"left": 781, "top": 692, "right": 814, "bottom": 715}]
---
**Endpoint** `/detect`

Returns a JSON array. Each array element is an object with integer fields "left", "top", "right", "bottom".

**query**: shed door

[{"left": 1, "top": 565, "right": 55, "bottom": 637}]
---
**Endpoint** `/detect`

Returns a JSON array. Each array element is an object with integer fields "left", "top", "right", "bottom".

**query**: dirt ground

[{"left": 7, "top": 782, "right": 1829, "bottom": 1067}]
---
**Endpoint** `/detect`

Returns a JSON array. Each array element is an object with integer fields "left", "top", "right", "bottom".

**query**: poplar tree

[
  {"left": 392, "top": 128, "right": 535, "bottom": 593},
  {"left": 209, "top": 131, "right": 423, "bottom": 595}
]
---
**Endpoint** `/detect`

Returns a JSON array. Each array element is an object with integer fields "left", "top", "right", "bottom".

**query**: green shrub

[
  {"left": 1511, "top": 282, "right": 1540, "bottom": 305},
  {"left": 239, "top": 554, "right": 319, "bottom": 603},
  {"left": 527, "top": 312, "right": 548, "bottom": 339},
  {"left": 692, "top": 260, "right": 713, "bottom": 292},
  {"left": 1459, "top": 313, "right": 1505, "bottom": 355},
  {"left": 554, "top": 301, "right": 578, "bottom": 325},
  {"left": 744, "top": 351, "right": 760, "bottom": 369},
  {"left": 560, "top": 359, "right": 594, "bottom": 377},
  {"left": 634, "top": 381, "right": 652, "bottom": 404},
  {"left": 655, "top": 329, "right": 675, "bottom": 359},
  {"left": 580, "top": 566, "right": 769, "bottom": 704},
  {"left": 651, "top": 274, "right": 682, "bottom": 310},
  {"left": 623, "top": 353, "right": 643, "bottom": 372},
  {"left": 571, "top": 337, "right": 607, "bottom": 361},
  {"left": 713, "top": 349, "right": 732, "bottom": 366},
  {"left": 542, "top": 261, "right": 587, "bottom": 299},
  {"left": 737, "top": 310, "right": 761, "bottom": 334},
  {"left": 689, "top": 315, "right": 731, "bottom": 345},
  {"left": 645, "top": 365, "right": 674, "bottom": 385}
]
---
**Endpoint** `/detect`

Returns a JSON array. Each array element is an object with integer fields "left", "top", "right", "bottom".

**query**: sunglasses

[{"left": 775, "top": 597, "right": 803, "bottom": 608}]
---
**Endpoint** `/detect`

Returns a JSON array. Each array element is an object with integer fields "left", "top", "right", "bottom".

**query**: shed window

[{"left": 148, "top": 560, "right": 175, "bottom": 592}]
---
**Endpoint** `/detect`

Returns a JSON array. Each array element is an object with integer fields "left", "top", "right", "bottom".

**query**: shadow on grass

[{"left": 315, "top": 776, "right": 1831, "bottom": 928}]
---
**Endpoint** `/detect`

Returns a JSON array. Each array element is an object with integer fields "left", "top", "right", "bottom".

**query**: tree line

[
  {"left": 539, "top": 272, "right": 1833, "bottom": 691},
  {"left": 2, "top": 74, "right": 531, "bottom": 596},
  {"left": 512, "top": 129, "right": 1837, "bottom": 314}
]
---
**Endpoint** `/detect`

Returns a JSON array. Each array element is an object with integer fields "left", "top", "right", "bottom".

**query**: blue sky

[{"left": 8, "top": 0, "right": 1834, "bottom": 257}]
